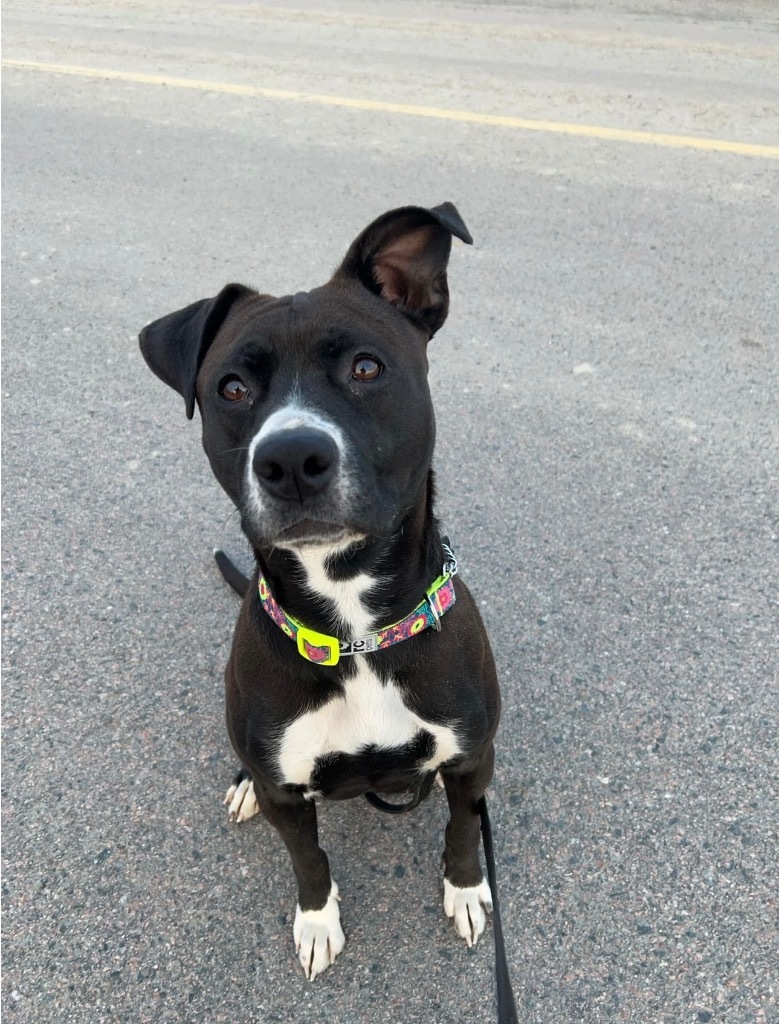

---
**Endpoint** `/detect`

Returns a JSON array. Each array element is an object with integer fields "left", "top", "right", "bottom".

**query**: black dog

[{"left": 139, "top": 203, "right": 501, "bottom": 980}]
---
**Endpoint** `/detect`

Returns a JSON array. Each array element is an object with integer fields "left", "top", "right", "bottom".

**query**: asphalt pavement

[{"left": 2, "top": 2, "right": 778, "bottom": 1022}]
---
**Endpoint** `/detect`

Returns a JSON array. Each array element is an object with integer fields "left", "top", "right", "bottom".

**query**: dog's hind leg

[
  {"left": 224, "top": 767, "right": 260, "bottom": 822},
  {"left": 440, "top": 745, "right": 496, "bottom": 947}
]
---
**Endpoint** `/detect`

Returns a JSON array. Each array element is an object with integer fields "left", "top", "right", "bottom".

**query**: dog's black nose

[{"left": 253, "top": 429, "right": 340, "bottom": 502}]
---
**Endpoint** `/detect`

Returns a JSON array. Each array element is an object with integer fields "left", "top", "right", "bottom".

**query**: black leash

[
  {"left": 364, "top": 770, "right": 437, "bottom": 814},
  {"left": 478, "top": 795, "right": 519, "bottom": 1024},
  {"left": 366, "top": 786, "right": 518, "bottom": 1024}
]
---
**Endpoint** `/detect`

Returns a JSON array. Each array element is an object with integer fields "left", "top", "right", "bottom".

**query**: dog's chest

[
  {"left": 276, "top": 657, "right": 461, "bottom": 792},
  {"left": 274, "top": 550, "right": 461, "bottom": 795}
]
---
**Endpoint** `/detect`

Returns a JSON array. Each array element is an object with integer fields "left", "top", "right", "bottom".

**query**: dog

[{"left": 139, "top": 203, "right": 501, "bottom": 981}]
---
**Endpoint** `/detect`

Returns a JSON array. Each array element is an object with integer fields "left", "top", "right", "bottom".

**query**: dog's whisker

[{"left": 217, "top": 505, "right": 241, "bottom": 534}]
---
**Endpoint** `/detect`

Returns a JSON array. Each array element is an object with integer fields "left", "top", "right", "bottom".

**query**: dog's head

[{"left": 139, "top": 203, "right": 472, "bottom": 551}]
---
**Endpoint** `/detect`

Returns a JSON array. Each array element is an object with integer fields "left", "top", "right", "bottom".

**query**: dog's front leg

[
  {"left": 440, "top": 745, "right": 495, "bottom": 947},
  {"left": 257, "top": 783, "right": 345, "bottom": 979}
]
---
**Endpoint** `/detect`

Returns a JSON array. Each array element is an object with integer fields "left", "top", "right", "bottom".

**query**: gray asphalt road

[{"left": 2, "top": 2, "right": 778, "bottom": 1022}]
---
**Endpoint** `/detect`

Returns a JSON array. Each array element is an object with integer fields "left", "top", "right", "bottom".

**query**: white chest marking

[
  {"left": 295, "top": 546, "right": 377, "bottom": 637},
  {"left": 277, "top": 656, "right": 462, "bottom": 787}
]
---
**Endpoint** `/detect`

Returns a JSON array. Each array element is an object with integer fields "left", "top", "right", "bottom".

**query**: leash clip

[
  {"left": 441, "top": 539, "right": 458, "bottom": 578},
  {"left": 426, "top": 539, "right": 459, "bottom": 632}
]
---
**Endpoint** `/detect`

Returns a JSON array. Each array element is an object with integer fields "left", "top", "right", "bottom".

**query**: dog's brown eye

[
  {"left": 351, "top": 356, "right": 383, "bottom": 382},
  {"left": 220, "top": 377, "right": 249, "bottom": 402}
]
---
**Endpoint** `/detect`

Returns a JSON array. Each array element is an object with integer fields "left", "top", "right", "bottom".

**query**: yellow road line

[{"left": 4, "top": 59, "right": 779, "bottom": 160}]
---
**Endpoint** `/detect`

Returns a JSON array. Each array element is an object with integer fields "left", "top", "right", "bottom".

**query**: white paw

[
  {"left": 443, "top": 877, "right": 493, "bottom": 947},
  {"left": 224, "top": 776, "right": 260, "bottom": 822},
  {"left": 293, "top": 881, "right": 345, "bottom": 980}
]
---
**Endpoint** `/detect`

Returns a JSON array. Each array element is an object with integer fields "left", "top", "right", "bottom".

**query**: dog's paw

[
  {"left": 224, "top": 772, "right": 260, "bottom": 822},
  {"left": 443, "top": 877, "right": 493, "bottom": 947},
  {"left": 293, "top": 882, "right": 345, "bottom": 980}
]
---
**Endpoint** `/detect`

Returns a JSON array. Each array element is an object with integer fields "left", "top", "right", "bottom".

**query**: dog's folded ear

[
  {"left": 139, "top": 283, "right": 254, "bottom": 419},
  {"left": 333, "top": 202, "right": 473, "bottom": 338}
]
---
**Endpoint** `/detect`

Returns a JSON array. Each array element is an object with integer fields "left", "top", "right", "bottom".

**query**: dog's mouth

[
  {"left": 240, "top": 486, "right": 383, "bottom": 552},
  {"left": 276, "top": 518, "right": 354, "bottom": 547}
]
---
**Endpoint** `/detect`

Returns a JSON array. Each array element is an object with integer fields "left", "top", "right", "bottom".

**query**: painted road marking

[{"left": 4, "top": 59, "right": 779, "bottom": 160}]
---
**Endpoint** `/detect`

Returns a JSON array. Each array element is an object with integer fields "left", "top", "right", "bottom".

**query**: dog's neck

[{"left": 254, "top": 473, "right": 445, "bottom": 639}]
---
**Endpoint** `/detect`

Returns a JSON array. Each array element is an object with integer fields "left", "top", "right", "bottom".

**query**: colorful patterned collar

[{"left": 257, "top": 543, "right": 458, "bottom": 667}]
